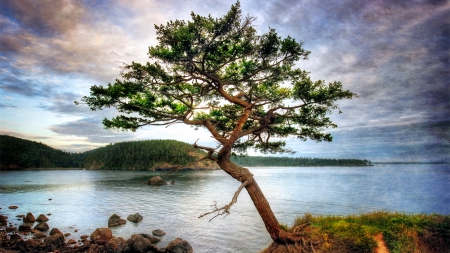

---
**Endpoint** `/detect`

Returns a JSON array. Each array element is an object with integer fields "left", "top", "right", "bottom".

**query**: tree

[{"left": 77, "top": 2, "right": 356, "bottom": 249}]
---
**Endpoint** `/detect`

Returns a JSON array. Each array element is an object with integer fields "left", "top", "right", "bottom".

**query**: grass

[{"left": 281, "top": 212, "right": 450, "bottom": 253}]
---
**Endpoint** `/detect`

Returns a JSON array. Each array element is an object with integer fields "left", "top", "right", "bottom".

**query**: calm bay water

[{"left": 0, "top": 164, "right": 449, "bottom": 252}]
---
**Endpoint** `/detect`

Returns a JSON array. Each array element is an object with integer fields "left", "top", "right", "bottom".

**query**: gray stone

[
  {"left": 108, "top": 214, "right": 127, "bottom": 227},
  {"left": 152, "top": 229, "right": 166, "bottom": 236},
  {"left": 127, "top": 213, "right": 143, "bottom": 222}
]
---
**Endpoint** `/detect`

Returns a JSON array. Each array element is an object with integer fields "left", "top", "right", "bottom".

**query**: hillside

[
  {"left": 0, "top": 135, "right": 84, "bottom": 170},
  {"left": 0, "top": 135, "right": 372, "bottom": 170},
  {"left": 82, "top": 139, "right": 217, "bottom": 170}
]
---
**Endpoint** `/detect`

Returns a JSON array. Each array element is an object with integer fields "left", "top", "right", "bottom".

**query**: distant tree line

[
  {"left": 0, "top": 135, "right": 372, "bottom": 170},
  {"left": 231, "top": 156, "right": 372, "bottom": 167}
]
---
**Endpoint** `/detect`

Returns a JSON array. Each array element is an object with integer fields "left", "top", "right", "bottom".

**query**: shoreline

[{"left": 0, "top": 209, "right": 192, "bottom": 253}]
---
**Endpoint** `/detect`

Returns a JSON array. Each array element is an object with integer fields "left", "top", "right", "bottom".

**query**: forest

[{"left": 0, "top": 135, "right": 372, "bottom": 170}]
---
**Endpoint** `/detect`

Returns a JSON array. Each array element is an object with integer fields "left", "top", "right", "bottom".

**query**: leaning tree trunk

[{"left": 216, "top": 151, "right": 283, "bottom": 242}]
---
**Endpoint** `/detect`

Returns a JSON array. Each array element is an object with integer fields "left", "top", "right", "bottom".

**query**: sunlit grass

[{"left": 284, "top": 212, "right": 450, "bottom": 253}]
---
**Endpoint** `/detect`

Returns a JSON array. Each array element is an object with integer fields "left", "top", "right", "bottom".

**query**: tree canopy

[
  {"left": 78, "top": 2, "right": 357, "bottom": 246},
  {"left": 79, "top": 2, "right": 356, "bottom": 156}
]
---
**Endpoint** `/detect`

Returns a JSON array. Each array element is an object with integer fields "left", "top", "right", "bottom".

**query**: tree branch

[{"left": 198, "top": 180, "right": 249, "bottom": 221}]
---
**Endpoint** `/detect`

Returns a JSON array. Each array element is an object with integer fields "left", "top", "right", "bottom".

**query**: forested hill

[
  {"left": 0, "top": 135, "right": 372, "bottom": 170},
  {"left": 82, "top": 139, "right": 217, "bottom": 170},
  {"left": 0, "top": 135, "right": 85, "bottom": 170}
]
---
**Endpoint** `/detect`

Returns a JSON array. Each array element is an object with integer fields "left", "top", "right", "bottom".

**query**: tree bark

[{"left": 217, "top": 151, "right": 283, "bottom": 242}]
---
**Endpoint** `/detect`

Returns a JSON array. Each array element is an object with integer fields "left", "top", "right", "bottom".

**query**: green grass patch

[{"left": 288, "top": 212, "right": 450, "bottom": 253}]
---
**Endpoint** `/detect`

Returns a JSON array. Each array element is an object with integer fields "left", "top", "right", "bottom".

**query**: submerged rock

[
  {"left": 127, "top": 213, "right": 143, "bottom": 222},
  {"left": 108, "top": 214, "right": 127, "bottom": 227},
  {"left": 148, "top": 176, "right": 168, "bottom": 186},
  {"left": 8, "top": 206, "right": 18, "bottom": 209},
  {"left": 140, "top": 233, "right": 161, "bottom": 243},
  {"left": 166, "top": 238, "right": 193, "bottom": 253},
  {"left": 152, "top": 229, "right": 166, "bottom": 236}
]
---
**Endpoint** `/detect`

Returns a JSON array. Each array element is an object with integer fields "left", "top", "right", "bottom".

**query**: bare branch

[{"left": 198, "top": 180, "right": 249, "bottom": 221}]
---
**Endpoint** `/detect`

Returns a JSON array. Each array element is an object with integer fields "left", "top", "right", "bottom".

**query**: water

[{"left": 0, "top": 164, "right": 449, "bottom": 252}]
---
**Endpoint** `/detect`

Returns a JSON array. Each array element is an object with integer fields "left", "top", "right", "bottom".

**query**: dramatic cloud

[{"left": 0, "top": 0, "right": 448, "bottom": 161}]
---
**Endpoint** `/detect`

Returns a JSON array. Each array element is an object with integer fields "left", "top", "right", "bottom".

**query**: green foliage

[
  {"left": 0, "top": 135, "right": 84, "bottom": 169},
  {"left": 82, "top": 139, "right": 205, "bottom": 170},
  {"left": 232, "top": 156, "right": 372, "bottom": 166},
  {"left": 78, "top": 1, "right": 357, "bottom": 155},
  {"left": 291, "top": 212, "right": 450, "bottom": 253}
]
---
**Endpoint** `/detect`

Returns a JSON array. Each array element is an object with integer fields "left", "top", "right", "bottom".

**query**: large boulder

[
  {"left": 34, "top": 222, "right": 49, "bottom": 231},
  {"left": 36, "top": 214, "right": 49, "bottom": 222},
  {"left": 127, "top": 213, "right": 143, "bottom": 222},
  {"left": 24, "top": 212, "right": 36, "bottom": 223},
  {"left": 166, "top": 238, "right": 193, "bottom": 253},
  {"left": 108, "top": 214, "right": 127, "bottom": 227},
  {"left": 106, "top": 236, "right": 127, "bottom": 252},
  {"left": 44, "top": 232, "right": 65, "bottom": 248},
  {"left": 91, "top": 228, "right": 113, "bottom": 244},
  {"left": 148, "top": 176, "right": 168, "bottom": 186},
  {"left": 125, "top": 234, "right": 158, "bottom": 253}
]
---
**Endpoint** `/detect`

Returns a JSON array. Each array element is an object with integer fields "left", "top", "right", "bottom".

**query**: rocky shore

[{"left": 0, "top": 209, "right": 193, "bottom": 253}]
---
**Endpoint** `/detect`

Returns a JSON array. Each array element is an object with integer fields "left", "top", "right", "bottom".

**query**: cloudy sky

[{"left": 0, "top": 0, "right": 448, "bottom": 162}]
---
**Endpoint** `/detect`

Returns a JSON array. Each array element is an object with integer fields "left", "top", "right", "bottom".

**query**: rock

[
  {"left": 18, "top": 224, "right": 31, "bottom": 232},
  {"left": 44, "top": 232, "right": 65, "bottom": 248},
  {"left": 33, "top": 232, "right": 47, "bottom": 239},
  {"left": 36, "top": 214, "right": 49, "bottom": 222},
  {"left": 64, "top": 232, "right": 71, "bottom": 236},
  {"left": 152, "top": 229, "right": 166, "bottom": 236},
  {"left": 157, "top": 247, "right": 167, "bottom": 253},
  {"left": 106, "top": 237, "right": 126, "bottom": 252},
  {"left": 6, "top": 226, "right": 17, "bottom": 232},
  {"left": 34, "top": 222, "right": 49, "bottom": 231},
  {"left": 140, "top": 234, "right": 161, "bottom": 244},
  {"left": 81, "top": 235, "right": 89, "bottom": 239},
  {"left": 67, "top": 239, "right": 77, "bottom": 244},
  {"left": 24, "top": 212, "right": 36, "bottom": 223},
  {"left": 148, "top": 176, "right": 168, "bottom": 186},
  {"left": 126, "top": 234, "right": 158, "bottom": 253},
  {"left": 170, "top": 180, "right": 176, "bottom": 185},
  {"left": 50, "top": 228, "right": 61, "bottom": 235},
  {"left": 8, "top": 206, "right": 18, "bottom": 209},
  {"left": 166, "top": 238, "right": 193, "bottom": 253},
  {"left": 108, "top": 214, "right": 127, "bottom": 227},
  {"left": 9, "top": 233, "right": 24, "bottom": 245},
  {"left": 91, "top": 228, "right": 113, "bottom": 244},
  {"left": 127, "top": 213, "right": 143, "bottom": 222}
]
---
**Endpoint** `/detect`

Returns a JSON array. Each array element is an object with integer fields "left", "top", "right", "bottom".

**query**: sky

[{"left": 0, "top": 0, "right": 449, "bottom": 162}]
